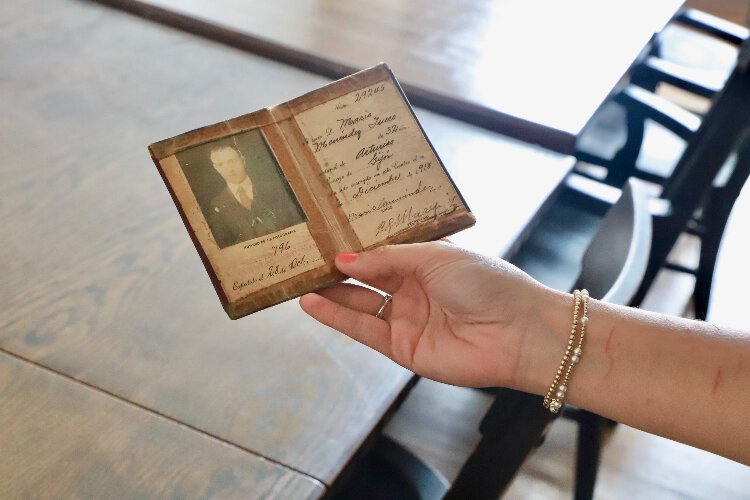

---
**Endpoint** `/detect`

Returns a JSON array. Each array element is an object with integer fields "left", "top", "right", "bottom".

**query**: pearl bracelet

[{"left": 543, "top": 289, "right": 589, "bottom": 414}]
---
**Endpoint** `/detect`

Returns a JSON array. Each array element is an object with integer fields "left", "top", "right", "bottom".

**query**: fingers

[
  {"left": 335, "top": 244, "right": 429, "bottom": 294},
  {"left": 315, "top": 283, "right": 390, "bottom": 318},
  {"left": 299, "top": 292, "right": 392, "bottom": 357}
]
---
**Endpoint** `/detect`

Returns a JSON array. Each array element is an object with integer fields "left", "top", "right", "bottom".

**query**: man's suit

[{"left": 208, "top": 185, "right": 303, "bottom": 248}]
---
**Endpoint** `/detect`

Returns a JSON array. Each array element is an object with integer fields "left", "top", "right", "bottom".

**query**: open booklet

[{"left": 150, "top": 64, "right": 475, "bottom": 319}]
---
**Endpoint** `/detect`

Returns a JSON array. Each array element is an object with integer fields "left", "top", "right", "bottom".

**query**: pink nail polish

[{"left": 336, "top": 252, "right": 359, "bottom": 263}]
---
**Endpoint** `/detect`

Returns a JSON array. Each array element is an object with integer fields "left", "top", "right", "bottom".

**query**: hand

[
  {"left": 300, "top": 241, "right": 568, "bottom": 389},
  {"left": 307, "top": 243, "right": 750, "bottom": 465}
]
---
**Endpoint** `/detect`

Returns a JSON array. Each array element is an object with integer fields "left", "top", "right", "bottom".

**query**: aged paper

[
  {"left": 294, "top": 79, "right": 466, "bottom": 247},
  {"left": 158, "top": 151, "right": 325, "bottom": 304},
  {"left": 150, "top": 64, "right": 474, "bottom": 319}
]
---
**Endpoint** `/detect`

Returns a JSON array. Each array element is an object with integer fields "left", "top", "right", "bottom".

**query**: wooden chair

[
  {"left": 591, "top": 11, "right": 747, "bottom": 193},
  {"left": 629, "top": 39, "right": 750, "bottom": 306},
  {"left": 565, "top": 39, "right": 750, "bottom": 309},
  {"left": 446, "top": 179, "right": 653, "bottom": 500},
  {"left": 631, "top": 9, "right": 748, "bottom": 100},
  {"left": 575, "top": 83, "right": 698, "bottom": 190},
  {"left": 575, "top": 31, "right": 749, "bottom": 190}
]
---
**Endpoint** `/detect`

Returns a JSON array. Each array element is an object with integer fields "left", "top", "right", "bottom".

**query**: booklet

[{"left": 150, "top": 64, "right": 475, "bottom": 318}]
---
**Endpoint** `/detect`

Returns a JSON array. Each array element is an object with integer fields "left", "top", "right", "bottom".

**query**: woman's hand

[
  {"left": 302, "top": 241, "right": 750, "bottom": 464},
  {"left": 300, "top": 241, "right": 568, "bottom": 389}
]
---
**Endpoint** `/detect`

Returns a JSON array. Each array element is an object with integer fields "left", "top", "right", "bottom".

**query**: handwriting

[
  {"left": 312, "top": 128, "right": 361, "bottom": 152},
  {"left": 368, "top": 114, "right": 396, "bottom": 129},
  {"left": 268, "top": 254, "right": 308, "bottom": 278},
  {"left": 375, "top": 199, "right": 459, "bottom": 238},
  {"left": 347, "top": 181, "right": 432, "bottom": 221},
  {"left": 233, "top": 273, "right": 264, "bottom": 291},
  {"left": 271, "top": 240, "right": 291, "bottom": 255},
  {"left": 356, "top": 139, "right": 394, "bottom": 160},
  {"left": 354, "top": 84, "right": 385, "bottom": 102},
  {"left": 352, "top": 173, "right": 401, "bottom": 199},
  {"left": 294, "top": 79, "right": 466, "bottom": 247},
  {"left": 289, "top": 254, "right": 307, "bottom": 269},
  {"left": 369, "top": 149, "right": 393, "bottom": 169},
  {"left": 337, "top": 112, "right": 371, "bottom": 130}
]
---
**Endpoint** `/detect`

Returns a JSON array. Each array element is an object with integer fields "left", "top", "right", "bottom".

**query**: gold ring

[{"left": 375, "top": 294, "right": 392, "bottom": 319}]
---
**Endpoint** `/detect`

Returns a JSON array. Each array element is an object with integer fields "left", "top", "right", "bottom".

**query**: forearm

[{"left": 517, "top": 287, "right": 750, "bottom": 464}]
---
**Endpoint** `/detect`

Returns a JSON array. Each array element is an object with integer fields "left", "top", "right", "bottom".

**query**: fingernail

[{"left": 336, "top": 252, "right": 359, "bottom": 263}]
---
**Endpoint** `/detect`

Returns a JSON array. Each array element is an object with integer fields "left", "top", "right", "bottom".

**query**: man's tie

[{"left": 237, "top": 186, "right": 252, "bottom": 209}]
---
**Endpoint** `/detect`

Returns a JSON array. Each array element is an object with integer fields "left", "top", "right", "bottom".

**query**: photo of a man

[{"left": 175, "top": 130, "right": 306, "bottom": 249}]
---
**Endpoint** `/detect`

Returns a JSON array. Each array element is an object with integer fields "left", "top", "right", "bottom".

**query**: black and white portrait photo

[{"left": 176, "top": 129, "right": 306, "bottom": 248}]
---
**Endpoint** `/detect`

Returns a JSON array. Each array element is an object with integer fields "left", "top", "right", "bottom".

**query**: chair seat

[{"left": 509, "top": 195, "right": 603, "bottom": 292}]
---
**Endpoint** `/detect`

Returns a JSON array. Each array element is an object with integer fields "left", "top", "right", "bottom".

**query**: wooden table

[
  {"left": 94, "top": 0, "right": 683, "bottom": 153},
  {"left": 0, "top": 0, "right": 573, "bottom": 496}
]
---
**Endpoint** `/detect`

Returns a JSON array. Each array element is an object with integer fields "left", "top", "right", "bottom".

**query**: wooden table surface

[
  {"left": 0, "top": 0, "right": 573, "bottom": 496},
  {"left": 95, "top": 0, "right": 683, "bottom": 153},
  {"left": 0, "top": 353, "right": 324, "bottom": 498}
]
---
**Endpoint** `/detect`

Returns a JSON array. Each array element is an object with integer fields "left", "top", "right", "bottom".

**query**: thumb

[{"left": 335, "top": 243, "right": 429, "bottom": 294}]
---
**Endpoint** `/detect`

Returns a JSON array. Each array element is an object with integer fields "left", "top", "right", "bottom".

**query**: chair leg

[
  {"left": 574, "top": 410, "right": 604, "bottom": 500},
  {"left": 694, "top": 133, "right": 750, "bottom": 319},
  {"left": 693, "top": 189, "right": 737, "bottom": 318},
  {"left": 604, "top": 106, "right": 647, "bottom": 187},
  {"left": 445, "top": 389, "right": 555, "bottom": 499}
]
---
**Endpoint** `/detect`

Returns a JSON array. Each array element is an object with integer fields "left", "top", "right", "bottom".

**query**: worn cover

[{"left": 149, "top": 64, "right": 475, "bottom": 319}]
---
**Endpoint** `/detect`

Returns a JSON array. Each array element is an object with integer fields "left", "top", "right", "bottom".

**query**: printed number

[{"left": 354, "top": 84, "right": 386, "bottom": 102}]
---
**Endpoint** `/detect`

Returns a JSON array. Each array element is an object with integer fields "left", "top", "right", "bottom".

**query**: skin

[
  {"left": 210, "top": 146, "right": 249, "bottom": 186},
  {"left": 299, "top": 241, "right": 750, "bottom": 465}
]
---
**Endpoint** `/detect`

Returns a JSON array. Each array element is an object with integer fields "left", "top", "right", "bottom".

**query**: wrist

[{"left": 512, "top": 286, "right": 576, "bottom": 396}]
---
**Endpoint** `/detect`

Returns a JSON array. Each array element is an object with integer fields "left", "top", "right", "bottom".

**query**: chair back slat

[{"left": 633, "top": 39, "right": 750, "bottom": 304}]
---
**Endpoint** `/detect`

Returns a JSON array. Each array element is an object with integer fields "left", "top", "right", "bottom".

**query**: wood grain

[
  {"left": 0, "top": 0, "right": 572, "bottom": 490},
  {"left": 0, "top": 0, "right": 411, "bottom": 486},
  {"left": 91, "top": 0, "right": 683, "bottom": 153},
  {"left": 685, "top": 0, "right": 750, "bottom": 26},
  {"left": 0, "top": 352, "right": 323, "bottom": 499}
]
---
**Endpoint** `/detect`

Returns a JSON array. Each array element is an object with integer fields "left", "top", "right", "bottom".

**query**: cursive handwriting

[
  {"left": 233, "top": 273, "right": 264, "bottom": 291},
  {"left": 267, "top": 253, "right": 308, "bottom": 278},
  {"left": 352, "top": 173, "right": 402, "bottom": 199},
  {"left": 368, "top": 149, "right": 393, "bottom": 169},
  {"left": 312, "top": 127, "right": 361, "bottom": 152},
  {"left": 368, "top": 114, "right": 396, "bottom": 129},
  {"left": 337, "top": 112, "right": 371, "bottom": 130},
  {"left": 294, "top": 79, "right": 465, "bottom": 247},
  {"left": 347, "top": 181, "right": 433, "bottom": 221},
  {"left": 375, "top": 200, "right": 459, "bottom": 237},
  {"left": 356, "top": 139, "right": 394, "bottom": 160}
]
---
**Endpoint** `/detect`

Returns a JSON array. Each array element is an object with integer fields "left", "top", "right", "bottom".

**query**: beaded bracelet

[{"left": 543, "top": 289, "right": 589, "bottom": 414}]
